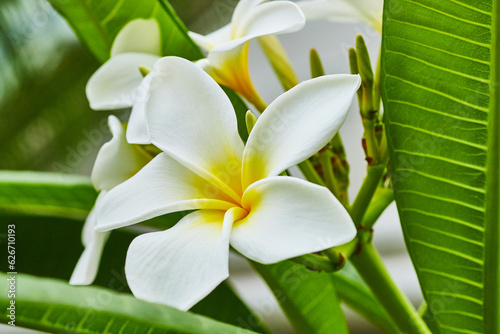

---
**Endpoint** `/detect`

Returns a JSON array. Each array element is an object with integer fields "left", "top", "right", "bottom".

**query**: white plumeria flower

[
  {"left": 298, "top": 0, "right": 383, "bottom": 33},
  {"left": 70, "top": 115, "right": 151, "bottom": 285},
  {"left": 95, "top": 57, "right": 360, "bottom": 310},
  {"left": 188, "top": 0, "right": 306, "bottom": 110},
  {"left": 86, "top": 18, "right": 161, "bottom": 144}
]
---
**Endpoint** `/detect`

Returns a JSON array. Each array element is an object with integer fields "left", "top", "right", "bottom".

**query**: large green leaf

[
  {"left": 253, "top": 261, "right": 349, "bottom": 334},
  {"left": 0, "top": 272, "right": 258, "bottom": 333},
  {"left": 47, "top": 0, "right": 203, "bottom": 62},
  {"left": 382, "top": 0, "right": 499, "bottom": 333}
]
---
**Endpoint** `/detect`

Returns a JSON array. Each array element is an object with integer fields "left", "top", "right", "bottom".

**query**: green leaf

[
  {"left": 0, "top": 171, "right": 96, "bottom": 220},
  {"left": 253, "top": 261, "right": 349, "bottom": 334},
  {"left": 47, "top": 0, "right": 203, "bottom": 62},
  {"left": 222, "top": 86, "right": 250, "bottom": 142},
  {"left": 332, "top": 262, "right": 398, "bottom": 333},
  {"left": 382, "top": 0, "right": 499, "bottom": 332},
  {"left": 0, "top": 272, "right": 258, "bottom": 333}
]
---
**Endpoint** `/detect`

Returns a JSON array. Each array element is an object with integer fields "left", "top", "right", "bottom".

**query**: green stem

[
  {"left": 350, "top": 164, "right": 386, "bottom": 227},
  {"left": 318, "top": 151, "right": 339, "bottom": 197},
  {"left": 362, "top": 116, "right": 381, "bottom": 164},
  {"left": 350, "top": 243, "right": 431, "bottom": 334},
  {"left": 258, "top": 35, "right": 299, "bottom": 91},
  {"left": 247, "top": 93, "right": 268, "bottom": 113},
  {"left": 331, "top": 134, "right": 350, "bottom": 207},
  {"left": 373, "top": 47, "right": 382, "bottom": 113},
  {"left": 362, "top": 188, "right": 394, "bottom": 230},
  {"left": 298, "top": 160, "right": 325, "bottom": 187}
]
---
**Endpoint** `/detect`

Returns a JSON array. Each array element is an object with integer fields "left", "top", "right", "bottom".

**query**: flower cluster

[{"left": 72, "top": 0, "right": 367, "bottom": 310}]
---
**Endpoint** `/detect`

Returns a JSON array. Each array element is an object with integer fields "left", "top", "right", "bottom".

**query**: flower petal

[
  {"left": 126, "top": 74, "right": 153, "bottom": 144},
  {"left": 188, "top": 24, "right": 231, "bottom": 52},
  {"left": 297, "top": 0, "right": 383, "bottom": 32},
  {"left": 205, "top": 24, "right": 232, "bottom": 46},
  {"left": 232, "top": 1, "right": 305, "bottom": 40},
  {"left": 207, "top": 1, "right": 305, "bottom": 62},
  {"left": 146, "top": 57, "right": 245, "bottom": 198},
  {"left": 70, "top": 193, "right": 111, "bottom": 285},
  {"left": 86, "top": 53, "right": 160, "bottom": 110},
  {"left": 110, "top": 18, "right": 161, "bottom": 57},
  {"left": 95, "top": 152, "right": 236, "bottom": 232},
  {"left": 91, "top": 116, "right": 151, "bottom": 191},
  {"left": 231, "top": 176, "right": 356, "bottom": 264},
  {"left": 125, "top": 210, "right": 230, "bottom": 310},
  {"left": 241, "top": 74, "right": 361, "bottom": 188},
  {"left": 230, "top": 0, "right": 266, "bottom": 37}
]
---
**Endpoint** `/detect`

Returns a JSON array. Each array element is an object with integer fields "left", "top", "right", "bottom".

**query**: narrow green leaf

[
  {"left": 47, "top": 0, "right": 203, "bottom": 62},
  {"left": 0, "top": 273, "right": 258, "bottom": 334},
  {"left": 0, "top": 171, "right": 96, "bottom": 220},
  {"left": 382, "top": 0, "right": 498, "bottom": 332},
  {"left": 222, "top": 86, "right": 250, "bottom": 142},
  {"left": 253, "top": 261, "right": 349, "bottom": 334}
]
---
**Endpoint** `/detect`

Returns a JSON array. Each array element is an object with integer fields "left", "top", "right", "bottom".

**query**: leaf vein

[
  {"left": 389, "top": 121, "right": 487, "bottom": 150},
  {"left": 386, "top": 75, "right": 489, "bottom": 113},
  {"left": 387, "top": 18, "right": 490, "bottom": 48}
]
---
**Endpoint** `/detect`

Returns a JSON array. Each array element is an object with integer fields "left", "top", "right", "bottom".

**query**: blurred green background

[{"left": 0, "top": 0, "right": 236, "bottom": 173}]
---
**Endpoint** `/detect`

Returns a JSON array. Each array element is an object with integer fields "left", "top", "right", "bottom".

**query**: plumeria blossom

[
  {"left": 95, "top": 57, "right": 361, "bottom": 310},
  {"left": 298, "top": 0, "right": 384, "bottom": 33},
  {"left": 70, "top": 115, "right": 151, "bottom": 285},
  {"left": 188, "top": 0, "right": 306, "bottom": 111},
  {"left": 86, "top": 18, "right": 162, "bottom": 144}
]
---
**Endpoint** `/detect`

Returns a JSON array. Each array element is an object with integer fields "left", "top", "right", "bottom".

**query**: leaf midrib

[
  {"left": 76, "top": 0, "right": 112, "bottom": 49},
  {"left": 483, "top": 0, "right": 500, "bottom": 331}
]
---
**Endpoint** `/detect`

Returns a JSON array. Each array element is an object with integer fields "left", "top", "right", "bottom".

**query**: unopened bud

[
  {"left": 139, "top": 65, "right": 152, "bottom": 77},
  {"left": 245, "top": 110, "right": 258, "bottom": 134},
  {"left": 309, "top": 48, "right": 325, "bottom": 78},
  {"left": 355, "top": 35, "right": 374, "bottom": 85}
]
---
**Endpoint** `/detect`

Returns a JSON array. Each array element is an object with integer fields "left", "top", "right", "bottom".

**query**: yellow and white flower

[
  {"left": 189, "top": 0, "right": 306, "bottom": 111},
  {"left": 298, "top": 0, "right": 384, "bottom": 33},
  {"left": 70, "top": 115, "right": 151, "bottom": 285},
  {"left": 86, "top": 19, "right": 161, "bottom": 144},
  {"left": 95, "top": 57, "right": 360, "bottom": 310}
]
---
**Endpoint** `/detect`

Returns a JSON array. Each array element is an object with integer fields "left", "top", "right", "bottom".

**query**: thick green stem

[
  {"left": 350, "top": 164, "right": 386, "bottom": 227},
  {"left": 362, "top": 117, "right": 381, "bottom": 164},
  {"left": 362, "top": 188, "right": 394, "bottom": 230},
  {"left": 350, "top": 243, "right": 431, "bottom": 334}
]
